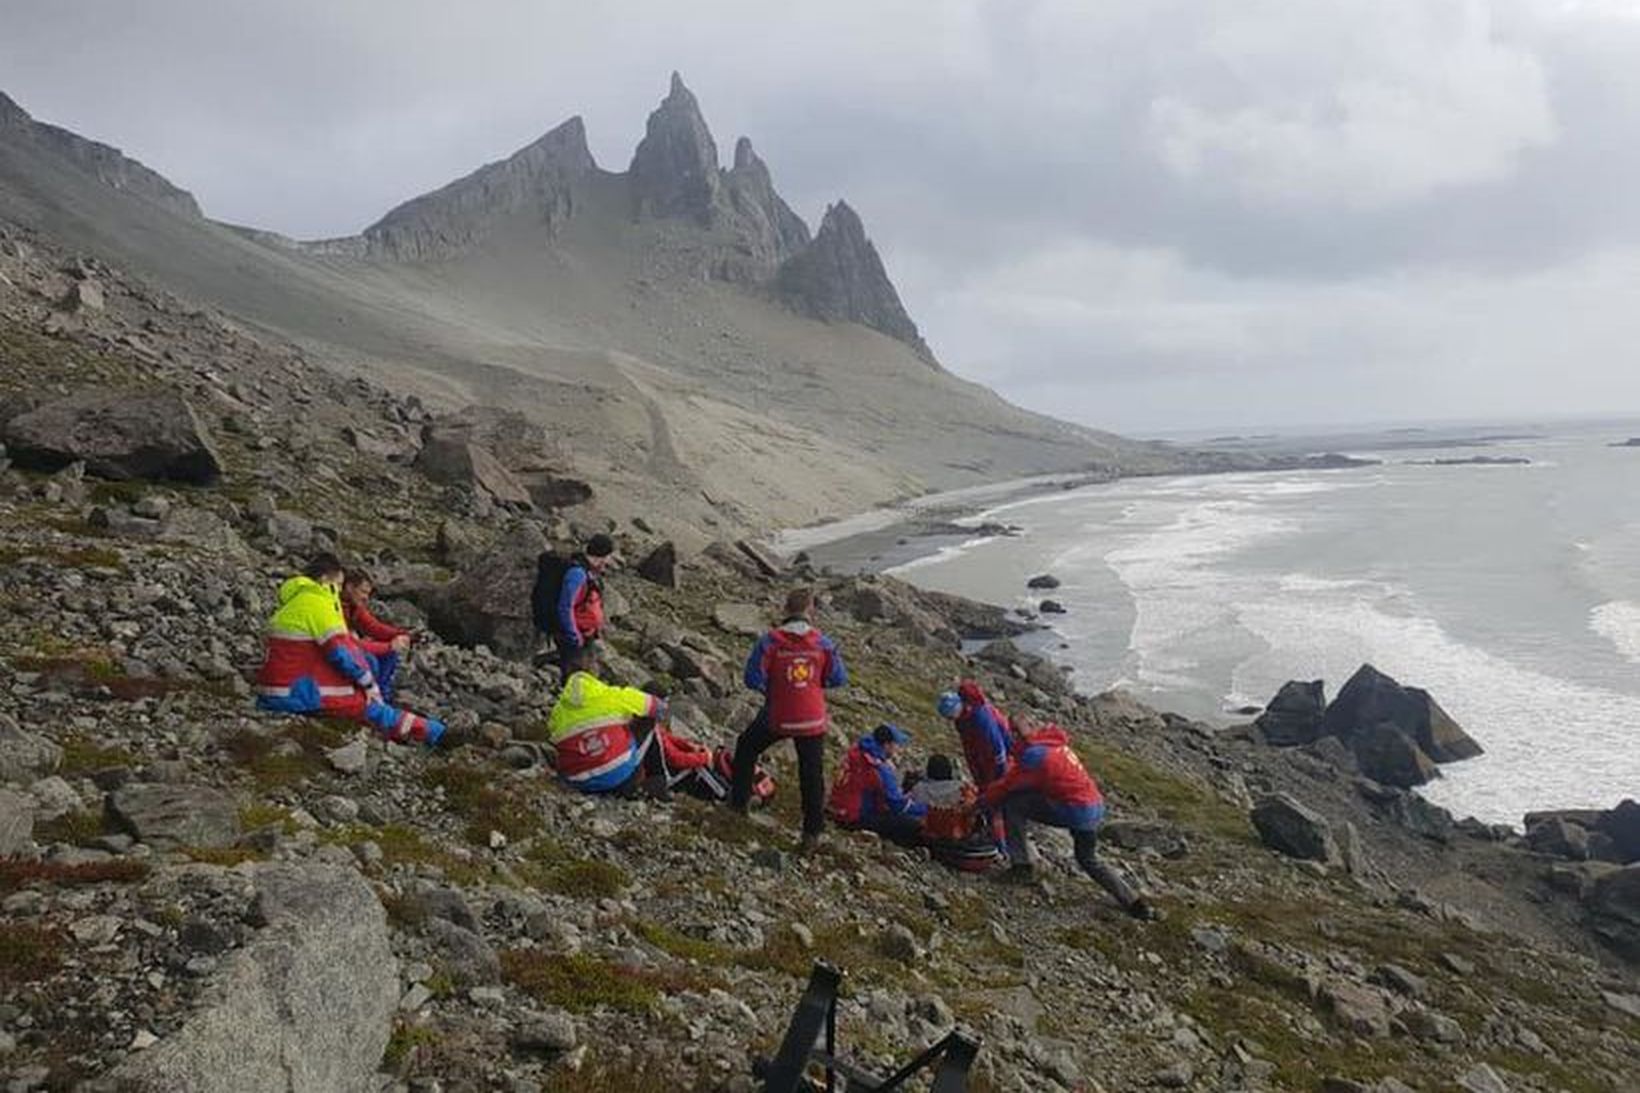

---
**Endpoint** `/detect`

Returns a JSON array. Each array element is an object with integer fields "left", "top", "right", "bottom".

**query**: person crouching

[
  {"left": 256, "top": 553, "right": 458, "bottom": 747},
  {"left": 827, "top": 723, "right": 927, "bottom": 847},
  {"left": 547, "top": 647, "right": 669, "bottom": 798}
]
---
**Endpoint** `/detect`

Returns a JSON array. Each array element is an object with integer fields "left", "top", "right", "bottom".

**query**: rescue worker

[
  {"left": 547, "top": 646, "right": 670, "bottom": 796},
  {"left": 340, "top": 568, "right": 411, "bottom": 700},
  {"left": 730, "top": 587, "right": 847, "bottom": 850},
  {"left": 554, "top": 534, "right": 616, "bottom": 664},
  {"left": 827, "top": 724, "right": 927, "bottom": 846},
  {"left": 978, "top": 717, "right": 1154, "bottom": 919},
  {"left": 256, "top": 554, "right": 457, "bottom": 747},
  {"left": 936, "top": 679, "right": 1013, "bottom": 788}
]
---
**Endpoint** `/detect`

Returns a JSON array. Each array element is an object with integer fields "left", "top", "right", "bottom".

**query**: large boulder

[
  {"left": 424, "top": 525, "right": 548, "bottom": 661},
  {"left": 1352, "top": 722, "right": 1439, "bottom": 788},
  {"left": 0, "top": 787, "right": 35, "bottom": 856},
  {"left": 636, "top": 541, "right": 679, "bottom": 588},
  {"left": 1321, "top": 664, "right": 1482, "bottom": 764},
  {"left": 112, "top": 863, "right": 398, "bottom": 1093},
  {"left": 1585, "top": 864, "right": 1640, "bottom": 959},
  {"left": 1, "top": 388, "right": 222, "bottom": 483},
  {"left": 106, "top": 783, "right": 240, "bottom": 849},
  {"left": 1255, "top": 680, "right": 1327, "bottom": 746},
  {"left": 414, "top": 426, "right": 532, "bottom": 507},
  {"left": 1596, "top": 799, "right": 1640, "bottom": 864},
  {"left": 0, "top": 714, "right": 62, "bottom": 784},
  {"left": 1251, "top": 793, "right": 1339, "bottom": 864}
]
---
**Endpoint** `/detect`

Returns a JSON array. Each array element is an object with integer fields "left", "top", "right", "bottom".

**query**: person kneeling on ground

[
  {"left": 978, "top": 718, "right": 1154, "bottom": 919},
  {"left": 910, "top": 754, "right": 1005, "bottom": 873},
  {"left": 547, "top": 647, "right": 671, "bottom": 798},
  {"left": 256, "top": 553, "right": 457, "bottom": 747},
  {"left": 827, "top": 724, "right": 927, "bottom": 846},
  {"left": 341, "top": 568, "right": 412, "bottom": 701}
]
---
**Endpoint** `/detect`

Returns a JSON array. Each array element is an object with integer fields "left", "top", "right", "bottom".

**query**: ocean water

[{"left": 888, "top": 427, "right": 1640, "bottom": 826}]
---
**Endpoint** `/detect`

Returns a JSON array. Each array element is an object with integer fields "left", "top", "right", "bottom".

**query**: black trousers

[
  {"left": 1001, "top": 792, "right": 1139, "bottom": 908},
  {"left": 730, "top": 707, "right": 826, "bottom": 836},
  {"left": 615, "top": 717, "right": 667, "bottom": 794}
]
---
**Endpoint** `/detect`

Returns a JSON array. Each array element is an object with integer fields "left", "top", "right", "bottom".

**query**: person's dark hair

[
  {"left": 872, "top": 723, "right": 900, "bottom": 747},
  {"left": 586, "top": 533, "right": 616, "bottom": 559},
  {"left": 303, "top": 553, "right": 344, "bottom": 582},
  {"left": 783, "top": 587, "right": 816, "bottom": 619},
  {"left": 926, "top": 754, "right": 955, "bottom": 781},
  {"left": 342, "top": 568, "right": 373, "bottom": 591},
  {"left": 564, "top": 646, "right": 601, "bottom": 676}
]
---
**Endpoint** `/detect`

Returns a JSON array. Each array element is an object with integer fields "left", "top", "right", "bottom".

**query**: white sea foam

[{"left": 1591, "top": 601, "right": 1640, "bottom": 665}]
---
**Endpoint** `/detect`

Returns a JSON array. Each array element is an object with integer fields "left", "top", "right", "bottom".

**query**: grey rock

[
  {"left": 424, "top": 525, "right": 547, "bottom": 660},
  {"left": 1322, "top": 981, "right": 1391, "bottom": 1038},
  {"left": 326, "top": 737, "right": 369, "bottom": 776},
  {"left": 635, "top": 541, "right": 678, "bottom": 588},
  {"left": 1351, "top": 721, "right": 1438, "bottom": 788},
  {"left": 1526, "top": 817, "right": 1590, "bottom": 860},
  {"left": 2, "top": 387, "right": 222, "bottom": 483},
  {"left": 27, "top": 775, "right": 80, "bottom": 821},
  {"left": 1601, "top": 990, "right": 1640, "bottom": 1020},
  {"left": 424, "top": 918, "right": 500, "bottom": 987},
  {"left": 1153, "top": 1061, "right": 1193, "bottom": 1088},
  {"left": 1404, "top": 1009, "right": 1465, "bottom": 1043},
  {"left": 1322, "top": 663, "right": 1482, "bottom": 764},
  {"left": 414, "top": 427, "right": 531, "bottom": 507},
  {"left": 878, "top": 923, "right": 920, "bottom": 965},
  {"left": 1372, "top": 963, "right": 1426, "bottom": 997},
  {"left": 1595, "top": 798, "right": 1640, "bottom": 863},
  {"left": 64, "top": 277, "right": 105, "bottom": 311},
  {"left": 1256, "top": 679, "right": 1327, "bottom": 746},
  {"left": 107, "top": 783, "right": 239, "bottom": 849},
  {"left": 511, "top": 1010, "right": 578, "bottom": 1054},
  {"left": 0, "top": 716, "right": 63, "bottom": 783},
  {"left": 712, "top": 602, "right": 766, "bottom": 637},
  {"left": 1456, "top": 1063, "right": 1511, "bottom": 1093},
  {"left": 630, "top": 73, "right": 727, "bottom": 226},
  {"left": 1251, "top": 793, "right": 1339, "bottom": 864},
  {"left": 0, "top": 787, "right": 36, "bottom": 856},
  {"left": 112, "top": 863, "right": 397, "bottom": 1093},
  {"left": 1585, "top": 863, "right": 1640, "bottom": 958}
]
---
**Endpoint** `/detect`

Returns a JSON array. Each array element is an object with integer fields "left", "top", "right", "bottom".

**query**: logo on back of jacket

[
  {"left": 574, "top": 731, "right": 610, "bottom": 758},
  {"left": 786, "top": 659, "right": 814, "bottom": 688}
]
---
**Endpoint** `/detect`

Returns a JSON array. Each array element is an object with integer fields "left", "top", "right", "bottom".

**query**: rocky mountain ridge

[
  {"left": 0, "top": 78, "right": 1151, "bottom": 534},
  {"left": 0, "top": 223, "right": 1637, "bottom": 1092}
]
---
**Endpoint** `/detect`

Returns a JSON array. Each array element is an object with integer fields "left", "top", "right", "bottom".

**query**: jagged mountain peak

[
  {"left": 779, "top": 200, "right": 935, "bottom": 364},
  {"left": 354, "top": 112, "right": 596, "bottom": 261},
  {"left": 629, "top": 72, "right": 723, "bottom": 224}
]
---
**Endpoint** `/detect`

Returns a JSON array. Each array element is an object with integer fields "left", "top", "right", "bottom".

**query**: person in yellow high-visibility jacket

[{"left": 548, "top": 647, "right": 669, "bottom": 793}]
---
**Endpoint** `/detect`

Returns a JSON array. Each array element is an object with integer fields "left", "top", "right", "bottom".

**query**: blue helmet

[{"left": 936, "top": 691, "right": 962, "bottom": 719}]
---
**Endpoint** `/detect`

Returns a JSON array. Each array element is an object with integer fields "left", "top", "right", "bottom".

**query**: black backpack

[{"left": 531, "top": 552, "right": 571, "bottom": 635}]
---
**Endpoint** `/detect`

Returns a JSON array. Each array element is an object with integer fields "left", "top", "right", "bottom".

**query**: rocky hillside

[
  {"left": 2, "top": 223, "right": 1638, "bottom": 1093},
  {"left": 0, "top": 77, "right": 1213, "bottom": 539}
]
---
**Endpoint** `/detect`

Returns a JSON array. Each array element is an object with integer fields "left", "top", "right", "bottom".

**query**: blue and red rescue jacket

[
  {"left": 828, "top": 736, "right": 928, "bottom": 827},
  {"left": 744, "top": 620, "right": 846, "bottom": 737},
  {"left": 978, "top": 724, "right": 1105, "bottom": 830},
  {"left": 556, "top": 559, "right": 606, "bottom": 649},
  {"left": 954, "top": 681, "right": 1012, "bottom": 788}
]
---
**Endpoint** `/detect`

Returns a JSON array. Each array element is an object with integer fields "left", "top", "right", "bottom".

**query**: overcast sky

[{"left": 4, "top": 0, "right": 1640, "bottom": 433}]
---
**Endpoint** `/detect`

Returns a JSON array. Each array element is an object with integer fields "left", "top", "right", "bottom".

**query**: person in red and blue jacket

[
  {"left": 555, "top": 534, "right": 615, "bottom": 661},
  {"left": 827, "top": 724, "right": 927, "bottom": 846},
  {"left": 937, "top": 679, "right": 1012, "bottom": 788},
  {"left": 256, "top": 554, "right": 463, "bottom": 748},
  {"left": 341, "top": 569, "right": 411, "bottom": 701},
  {"left": 978, "top": 718, "right": 1153, "bottom": 918},
  {"left": 730, "top": 587, "right": 846, "bottom": 848}
]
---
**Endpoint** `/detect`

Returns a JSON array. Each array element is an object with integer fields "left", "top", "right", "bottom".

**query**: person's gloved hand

[{"left": 391, "top": 634, "right": 412, "bottom": 655}]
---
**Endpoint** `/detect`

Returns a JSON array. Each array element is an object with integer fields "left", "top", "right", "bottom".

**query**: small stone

[
  {"left": 489, "top": 830, "right": 507, "bottom": 850},
  {"left": 1372, "top": 963, "right": 1426, "bottom": 998},
  {"left": 129, "top": 1029, "right": 159, "bottom": 1051},
  {"left": 1154, "top": 1061, "right": 1193, "bottom": 1088},
  {"left": 399, "top": 984, "right": 434, "bottom": 1012},
  {"left": 326, "top": 738, "right": 368, "bottom": 775},
  {"left": 1457, "top": 1063, "right": 1511, "bottom": 1093},
  {"left": 1440, "top": 952, "right": 1474, "bottom": 976},
  {"left": 751, "top": 847, "right": 786, "bottom": 872},
  {"left": 468, "top": 986, "right": 506, "bottom": 1007},
  {"left": 790, "top": 923, "right": 815, "bottom": 950},
  {"left": 512, "top": 1010, "right": 578, "bottom": 1053},
  {"left": 70, "top": 914, "right": 122, "bottom": 945},
  {"left": 318, "top": 795, "right": 359, "bottom": 824},
  {"left": 878, "top": 924, "right": 920, "bottom": 965}
]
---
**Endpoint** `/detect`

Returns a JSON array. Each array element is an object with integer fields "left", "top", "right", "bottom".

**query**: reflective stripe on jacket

[
  {"left": 745, "top": 621, "right": 845, "bottom": 737},
  {"left": 548, "top": 671, "right": 661, "bottom": 787},
  {"left": 256, "top": 576, "right": 374, "bottom": 709}
]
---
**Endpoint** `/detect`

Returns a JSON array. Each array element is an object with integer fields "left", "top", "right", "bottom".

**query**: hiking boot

[
  {"left": 1126, "top": 898, "right": 1160, "bottom": 922},
  {"left": 437, "top": 723, "right": 472, "bottom": 749},
  {"left": 996, "top": 863, "right": 1037, "bottom": 886}
]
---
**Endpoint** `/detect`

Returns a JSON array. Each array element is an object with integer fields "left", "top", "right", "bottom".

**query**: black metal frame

[{"left": 757, "top": 962, "right": 981, "bottom": 1092}]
